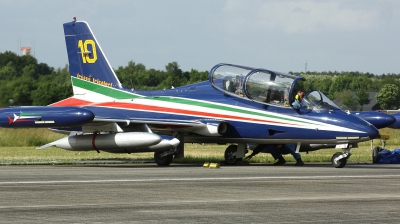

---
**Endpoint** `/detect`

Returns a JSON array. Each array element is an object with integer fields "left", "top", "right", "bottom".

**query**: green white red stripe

[{"left": 50, "top": 77, "right": 365, "bottom": 133}]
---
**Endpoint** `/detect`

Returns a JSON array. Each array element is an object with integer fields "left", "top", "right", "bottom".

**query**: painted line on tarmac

[
  {"left": 1, "top": 194, "right": 400, "bottom": 210},
  {"left": 1, "top": 174, "right": 400, "bottom": 185}
]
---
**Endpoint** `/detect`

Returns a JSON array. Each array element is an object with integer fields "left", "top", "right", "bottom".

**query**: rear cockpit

[{"left": 210, "top": 63, "right": 300, "bottom": 108}]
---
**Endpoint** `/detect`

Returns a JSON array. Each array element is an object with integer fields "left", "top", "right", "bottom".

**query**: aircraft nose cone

[
  {"left": 354, "top": 111, "right": 396, "bottom": 129},
  {"left": 370, "top": 113, "right": 396, "bottom": 129},
  {"left": 368, "top": 124, "right": 380, "bottom": 139},
  {"left": 389, "top": 112, "right": 400, "bottom": 129}
]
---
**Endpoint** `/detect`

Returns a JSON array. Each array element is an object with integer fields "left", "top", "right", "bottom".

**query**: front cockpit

[{"left": 210, "top": 63, "right": 341, "bottom": 113}]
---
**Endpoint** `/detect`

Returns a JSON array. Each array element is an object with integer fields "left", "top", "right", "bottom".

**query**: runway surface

[{"left": 1, "top": 162, "right": 400, "bottom": 223}]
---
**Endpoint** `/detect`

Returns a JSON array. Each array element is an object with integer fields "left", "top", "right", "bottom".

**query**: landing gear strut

[{"left": 331, "top": 147, "right": 352, "bottom": 168}]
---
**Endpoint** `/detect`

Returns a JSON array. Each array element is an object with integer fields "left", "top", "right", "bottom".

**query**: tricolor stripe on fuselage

[{"left": 51, "top": 77, "right": 366, "bottom": 134}]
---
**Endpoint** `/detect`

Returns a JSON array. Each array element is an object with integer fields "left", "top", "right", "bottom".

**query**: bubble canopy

[{"left": 209, "top": 63, "right": 339, "bottom": 111}]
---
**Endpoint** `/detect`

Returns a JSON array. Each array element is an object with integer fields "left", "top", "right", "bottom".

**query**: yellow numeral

[{"left": 77, "top": 39, "right": 97, "bottom": 63}]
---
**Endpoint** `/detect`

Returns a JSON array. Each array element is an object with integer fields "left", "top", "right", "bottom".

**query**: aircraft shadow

[{"left": 71, "top": 159, "right": 400, "bottom": 170}]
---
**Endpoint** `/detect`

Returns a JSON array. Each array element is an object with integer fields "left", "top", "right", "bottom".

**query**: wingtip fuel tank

[
  {"left": 352, "top": 111, "right": 396, "bottom": 129},
  {"left": 0, "top": 106, "right": 94, "bottom": 128}
]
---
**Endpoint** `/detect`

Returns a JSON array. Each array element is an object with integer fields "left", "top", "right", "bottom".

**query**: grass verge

[{"left": 0, "top": 128, "right": 399, "bottom": 165}]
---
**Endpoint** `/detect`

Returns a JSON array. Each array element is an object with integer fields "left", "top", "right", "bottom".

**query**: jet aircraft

[{"left": 0, "top": 19, "right": 383, "bottom": 168}]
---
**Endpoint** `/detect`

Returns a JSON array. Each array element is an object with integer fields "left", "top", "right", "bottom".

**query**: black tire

[
  {"left": 331, "top": 152, "right": 347, "bottom": 168},
  {"left": 224, "top": 145, "right": 241, "bottom": 165},
  {"left": 154, "top": 151, "right": 173, "bottom": 166}
]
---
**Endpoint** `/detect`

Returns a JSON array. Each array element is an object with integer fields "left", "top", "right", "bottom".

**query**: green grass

[
  {"left": 0, "top": 128, "right": 399, "bottom": 165},
  {"left": 0, "top": 128, "right": 65, "bottom": 147}
]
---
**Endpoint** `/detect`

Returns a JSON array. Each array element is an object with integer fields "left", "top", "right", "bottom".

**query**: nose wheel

[
  {"left": 331, "top": 152, "right": 346, "bottom": 168},
  {"left": 331, "top": 152, "right": 351, "bottom": 168}
]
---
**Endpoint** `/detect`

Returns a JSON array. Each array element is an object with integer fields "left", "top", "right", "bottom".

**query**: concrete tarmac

[{"left": 0, "top": 162, "right": 400, "bottom": 223}]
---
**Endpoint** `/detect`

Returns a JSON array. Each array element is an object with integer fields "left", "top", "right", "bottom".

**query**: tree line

[{"left": 0, "top": 51, "right": 399, "bottom": 110}]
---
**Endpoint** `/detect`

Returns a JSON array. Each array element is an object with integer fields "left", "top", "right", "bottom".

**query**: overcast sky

[{"left": 1, "top": 0, "right": 399, "bottom": 75}]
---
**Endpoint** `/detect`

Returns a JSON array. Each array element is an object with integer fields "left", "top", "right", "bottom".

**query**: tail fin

[{"left": 63, "top": 19, "right": 123, "bottom": 95}]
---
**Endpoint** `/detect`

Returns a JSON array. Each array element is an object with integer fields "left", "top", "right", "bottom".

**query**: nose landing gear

[{"left": 331, "top": 146, "right": 352, "bottom": 168}]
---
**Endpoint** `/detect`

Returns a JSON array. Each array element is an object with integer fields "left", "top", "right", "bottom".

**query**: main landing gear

[
  {"left": 224, "top": 145, "right": 239, "bottom": 165},
  {"left": 154, "top": 132, "right": 184, "bottom": 166},
  {"left": 331, "top": 147, "right": 352, "bottom": 168},
  {"left": 154, "top": 149, "right": 175, "bottom": 166},
  {"left": 224, "top": 144, "right": 247, "bottom": 165}
]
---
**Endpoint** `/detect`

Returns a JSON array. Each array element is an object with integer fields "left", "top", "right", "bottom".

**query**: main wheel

[
  {"left": 331, "top": 152, "right": 347, "bottom": 168},
  {"left": 154, "top": 151, "right": 173, "bottom": 166},
  {"left": 224, "top": 145, "right": 241, "bottom": 165}
]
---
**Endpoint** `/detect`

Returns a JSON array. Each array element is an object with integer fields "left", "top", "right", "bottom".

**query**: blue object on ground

[{"left": 376, "top": 148, "right": 400, "bottom": 164}]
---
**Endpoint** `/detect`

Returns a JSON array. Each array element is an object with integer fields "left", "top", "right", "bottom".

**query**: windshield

[{"left": 300, "top": 90, "right": 340, "bottom": 111}]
